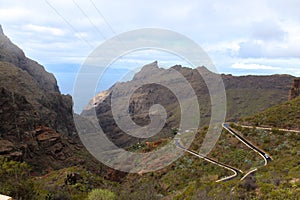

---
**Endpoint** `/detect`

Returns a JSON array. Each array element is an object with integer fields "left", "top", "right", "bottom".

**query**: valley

[{"left": 0, "top": 25, "right": 299, "bottom": 200}]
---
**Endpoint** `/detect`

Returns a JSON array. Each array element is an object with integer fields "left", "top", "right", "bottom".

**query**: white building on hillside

[{"left": 0, "top": 194, "right": 13, "bottom": 200}]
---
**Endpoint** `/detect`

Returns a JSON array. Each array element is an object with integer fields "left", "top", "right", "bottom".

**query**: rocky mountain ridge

[
  {"left": 82, "top": 61, "right": 295, "bottom": 147},
  {"left": 0, "top": 25, "right": 59, "bottom": 93}
]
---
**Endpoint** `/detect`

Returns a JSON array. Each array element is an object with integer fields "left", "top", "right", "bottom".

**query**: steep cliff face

[
  {"left": 0, "top": 26, "right": 81, "bottom": 171},
  {"left": 288, "top": 78, "right": 300, "bottom": 100},
  {"left": 0, "top": 25, "right": 59, "bottom": 93},
  {"left": 82, "top": 62, "right": 294, "bottom": 147}
]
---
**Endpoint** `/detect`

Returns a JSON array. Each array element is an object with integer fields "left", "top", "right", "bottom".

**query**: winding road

[
  {"left": 222, "top": 123, "right": 272, "bottom": 166},
  {"left": 174, "top": 138, "right": 243, "bottom": 182},
  {"left": 236, "top": 124, "right": 300, "bottom": 133},
  {"left": 222, "top": 123, "right": 272, "bottom": 180},
  {"left": 174, "top": 123, "right": 273, "bottom": 182}
]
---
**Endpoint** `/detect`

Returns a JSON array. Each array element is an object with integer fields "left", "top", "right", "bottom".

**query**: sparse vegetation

[
  {"left": 87, "top": 189, "right": 116, "bottom": 200},
  {"left": 242, "top": 96, "right": 300, "bottom": 130},
  {"left": 0, "top": 157, "right": 38, "bottom": 200}
]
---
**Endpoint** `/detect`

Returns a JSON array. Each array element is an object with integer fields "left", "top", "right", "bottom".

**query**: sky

[{"left": 1, "top": 0, "right": 300, "bottom": 111}]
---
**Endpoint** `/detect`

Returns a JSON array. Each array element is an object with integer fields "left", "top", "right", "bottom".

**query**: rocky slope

[
  {"left": 242, "top": 95, "right": 300, "bottom": 130},
  {"left": 0, "top": 25, "right": 82, "bottom": 171},
  {"left": 82, "top": 61, "right": 295, "bottom": 147},
  {"left": 243, "top": 78, "right": 300, "bottom": 129}
]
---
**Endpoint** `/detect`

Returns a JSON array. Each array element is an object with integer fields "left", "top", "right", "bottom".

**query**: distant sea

[{"left": 45, "top": 63, "right": 131, "bottom": 113}]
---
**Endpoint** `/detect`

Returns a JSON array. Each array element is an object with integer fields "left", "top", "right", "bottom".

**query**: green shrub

[
  {"left": 0, "top": 156, "right": 39, "bottom": 200},
  {"left": 87, "top": 189, "right": 116, "bottom": 200}
]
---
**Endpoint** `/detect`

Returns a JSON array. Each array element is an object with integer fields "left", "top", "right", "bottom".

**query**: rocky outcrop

[
  {"left": 26, "top": 126, "right": 73, "bottom": 161},
  {"left": 0, "top": 25, "right": 3, "bottom": 35},
  {"left": 0, "top": 140, "right": 15, "bottom": 154},
  {"left": 288, "top": 78, "right": 300, "bottom": 100}
]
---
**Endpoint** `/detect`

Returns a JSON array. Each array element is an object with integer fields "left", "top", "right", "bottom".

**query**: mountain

[
  {"left": 77, "top": 93, "right": 299, "bottom": 199},
  {"left": 106, "top": 86, "right": 300, "bottom": 199},
  {"left": 0, "top": 25, "right": 83, "bottom": 171},
  {"left": 82, "top": 61, "right": 295, "bottom": 147}
]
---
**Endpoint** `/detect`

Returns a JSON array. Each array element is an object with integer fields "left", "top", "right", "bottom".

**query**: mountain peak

[
  {"left": 142, "top": 60, "right": 158, "bottom": 69},
  {"left": 196, "top": 65, "right": 212, "bottom": 73},
  {"left": 0, "top": 26, "right": 59, "bottom": 92},
  {"left": 132, "top": 61, "right": 160, "bottom": 80}
]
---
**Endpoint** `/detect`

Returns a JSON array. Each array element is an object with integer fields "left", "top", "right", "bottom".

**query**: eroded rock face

[
  {"left": 36, "top": 126, "right": 61, "bottom": 142},
  {"left": 31, "top": 126, "right": 72, "bottom": 161},
  {"left": 0, "top": 126, "right": 72, "bottom": 162},
  {"left": 0, "top": 26, "right": 82, "bottom": 171},
  {"left": 289, "top": 78, "right": 300, "bottom": 100}
]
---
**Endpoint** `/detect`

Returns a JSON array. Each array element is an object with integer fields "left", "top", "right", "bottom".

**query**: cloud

[
  {"left": 237, "top": 19, "right": 300, "bottom": 59},
  {"left": 0, "top": 7, "right": 30, "bottom": 21},
  {"left": 161, "top": 3, "right": 195, "bottom": 20},
  {"left": 251, "top": 20, "right": 287, "bottom": 42},
  {"left": 23, "top": 24, "right": 66, "bottom": 36},
  {"left": 237, "top": 38, "right": 300, "bottom": 58},
  {"left": 109, "top": 49, "right": 193, "bottom": 69},
  {"left": 232, "top": 63, "right": 280, "bottom": 70},
  {"left": 0, "top": 0, "right": 300, "bottom": 78},
  {"left": 238, "top": 41, "right": 263, "bottom": 58}
]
